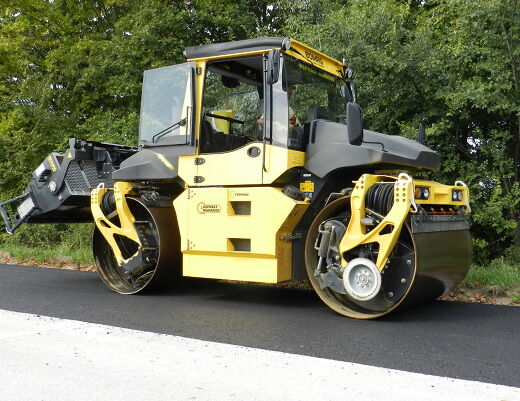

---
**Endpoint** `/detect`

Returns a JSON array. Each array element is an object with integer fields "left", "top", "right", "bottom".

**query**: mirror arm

[{"left": 349, "top": 81, "right": 357, "bottom": 103}]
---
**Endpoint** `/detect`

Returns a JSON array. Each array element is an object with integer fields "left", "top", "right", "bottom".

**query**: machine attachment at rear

[{"left": 0, "top": 138, "right": 137, "bottom": 233}]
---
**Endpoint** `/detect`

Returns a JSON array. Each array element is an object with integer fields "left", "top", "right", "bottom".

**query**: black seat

[
  {"left": 200, "top": 119, "right": 216, "bottom": 153},
  {"left": 200, "top": 119, "right": 249, "bottom": 153},
  {"left": 306, "top": 105, "right": 328, "bottom": 122}
]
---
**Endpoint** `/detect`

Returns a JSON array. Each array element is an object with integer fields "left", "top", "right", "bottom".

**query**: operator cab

[
  {"left": 130, "top": 37, "right": 438, "bottom": 185},
  {"left": 282, "top": 56, "right": 347, "bottom": 151},
  {"left": 137, "top": 38, "right": 350, "bottom": 156}
]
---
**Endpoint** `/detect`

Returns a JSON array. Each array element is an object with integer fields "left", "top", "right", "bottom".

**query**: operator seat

[{"left": 306, "top": 105, "right": 328, "bottom": 122}]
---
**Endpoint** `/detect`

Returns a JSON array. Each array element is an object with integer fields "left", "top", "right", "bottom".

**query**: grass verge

[
  {"left": 464, "top": 265, "right": 520, "bottom": 287},
  {"left": 0, "top": 244, "right": 95, "bottom": 271}
]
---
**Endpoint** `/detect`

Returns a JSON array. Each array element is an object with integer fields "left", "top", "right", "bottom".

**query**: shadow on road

[{"left": 156, "top": 275, "right": 519, "bottom": 323}]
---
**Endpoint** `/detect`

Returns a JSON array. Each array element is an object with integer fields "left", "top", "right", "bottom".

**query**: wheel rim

[{"left": 343, "top": 258, "right": 382, "bottom": 301}]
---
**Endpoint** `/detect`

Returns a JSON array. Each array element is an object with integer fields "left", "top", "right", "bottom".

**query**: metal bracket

[
  {"left": 398, "top": 172, "right": 418, "bottom": 213},
  {"left": 317, "top": 272, "right": 347, "bottom": 294},
  {"left": 91, "top": 181, "right": 142, "bottom": 266},
  {"left": 324, "top": 187, "right": 352, "bottom": 207},
  {"left": 339, "top": 173, "right": 413, "bottom": 272},
  {"left": 0, "top": 193, "right": 35, "bottom": 234}
]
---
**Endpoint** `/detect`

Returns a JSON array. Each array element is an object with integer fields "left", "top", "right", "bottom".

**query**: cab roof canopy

[
  {"left": 184, "top": 37, "right": 287, "bottom": 60},
  {"left": 184, "top": 37, "right": 345, "bottom": 79}
]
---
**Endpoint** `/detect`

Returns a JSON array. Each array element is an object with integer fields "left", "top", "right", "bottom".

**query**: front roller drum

[
  {"left": 93, "top": 197, "right": 181, "bottom": 294},
  {"left": 305, "top": 197, "right": 472, "bottom": 319}
]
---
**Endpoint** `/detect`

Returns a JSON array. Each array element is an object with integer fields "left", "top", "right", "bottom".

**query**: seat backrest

[
  {"left": 306, "top": 105, "right": 328, "bottom": 122},
  {"left": 200, "top": 119, "right": 216, "bottom": 153}
]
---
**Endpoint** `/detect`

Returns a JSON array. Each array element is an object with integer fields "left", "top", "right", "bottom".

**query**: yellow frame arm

[
  {"left": 91, "top": 181, "right": 141, "bottom": 266},
  {"left": 339, "top": 173, "right": 415, "bottom": 272}
]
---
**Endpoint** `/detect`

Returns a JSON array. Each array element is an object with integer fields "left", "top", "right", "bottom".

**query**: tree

[
  {"left": 284, "top": 0, "right": 520, "bottom": 261},
  {"left": 1, "top": 0, "right": 518, "bottom": 264},
  {"left": 0, "top": 0, "right": 283, "bottom": 246}
]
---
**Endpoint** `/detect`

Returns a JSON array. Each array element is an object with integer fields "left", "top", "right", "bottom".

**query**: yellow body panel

[
  {"left": 196, "top": 143, "right": 263, "bottom": 185},
  {"left": 177, "top": 155, "right": 199, "bottom": 185},
  {"left": 413, "top": 179, "right": 470, "bottom": 211},
  {"left": 284, "top": 39, "right": 344, "bottom": 78},
  {"left": 177, "top": 144, "right": 305, "bottom": 187},
  {"left": 262, "top": 146, "right": 306, "bottom": 184},
  {"left": 182, "top": 253, "right": 280, "bottom": 282},
  {"left": 173, "top": 186, "right": 309, "bottom": 282}
]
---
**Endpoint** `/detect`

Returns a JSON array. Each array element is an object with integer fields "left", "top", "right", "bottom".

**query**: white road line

[{"left": 0, "top": 309, "right": 518, "bottom": 401}]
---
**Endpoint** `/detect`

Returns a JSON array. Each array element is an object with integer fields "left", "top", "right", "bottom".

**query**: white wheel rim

[{"left": 343, "top": 258, "right": 382, "bottom": 301}]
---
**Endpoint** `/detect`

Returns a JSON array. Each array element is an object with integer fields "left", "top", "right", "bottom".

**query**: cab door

[{"left": 194, "top": 55, "right": 266, "bottom": 186}]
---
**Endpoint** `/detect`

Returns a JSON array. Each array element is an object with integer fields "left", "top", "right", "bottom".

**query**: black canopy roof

[{"left": 184, "top": 37, "right": 286, "bottom": 60}]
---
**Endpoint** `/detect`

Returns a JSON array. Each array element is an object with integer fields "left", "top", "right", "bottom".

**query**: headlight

[
  {"left": 452, "top": 190, "right": 463, "bottom": 202},
  {"left": 414, "top": 186, "right": 430, "bottom": 200}
]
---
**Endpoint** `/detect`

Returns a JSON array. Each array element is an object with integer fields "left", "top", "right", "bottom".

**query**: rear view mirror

[
  {"left": 347, "top": 102, "right": 363, "bottom": 146},
  {"left": 266, "top": 49, "right": 280, "bottom": 85}
]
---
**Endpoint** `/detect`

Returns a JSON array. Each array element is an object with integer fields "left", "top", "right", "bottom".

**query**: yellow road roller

[{"left": 0, "top": 37, "right": 472, "bottom": 319}]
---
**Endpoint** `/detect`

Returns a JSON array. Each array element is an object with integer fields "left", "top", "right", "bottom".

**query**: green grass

[
  {"left": 464, "top": 264, "right": 520, "bottom": 287},
  {"left": 0, "top": 244, "right": 93, "bottom": 267}
]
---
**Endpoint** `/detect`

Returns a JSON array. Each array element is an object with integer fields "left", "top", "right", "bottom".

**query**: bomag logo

[
  {"left": 197, "top": 202, "right": 221, "bottom": 214},
  {"left": 305, "top": 51, "right": 324, "bottom": 66}
]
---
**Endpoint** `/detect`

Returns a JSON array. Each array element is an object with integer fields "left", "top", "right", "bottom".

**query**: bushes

[{"left": 0, "top": 223, "right": 93, "bottom": 252}]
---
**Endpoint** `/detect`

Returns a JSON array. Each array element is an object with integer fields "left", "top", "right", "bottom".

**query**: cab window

[
  {"left": 281, "top": 56, "right": 346, "bottom": 150},
  {"left": 201, "top": 56, "right": 264, "bottom": 153},
  {"left": 139, "top": 63, "right": 194, "bottom": 145}
]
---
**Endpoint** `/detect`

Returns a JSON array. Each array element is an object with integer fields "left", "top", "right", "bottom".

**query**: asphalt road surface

[{"left": 1, "top": 264, "right": 519, "bottom": 389}]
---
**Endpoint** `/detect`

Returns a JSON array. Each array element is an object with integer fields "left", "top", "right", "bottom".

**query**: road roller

[{"left": 0, "top": 37, "right": 472, "bottom": 318}]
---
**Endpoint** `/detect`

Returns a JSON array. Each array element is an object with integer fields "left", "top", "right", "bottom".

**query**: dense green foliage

[{"left": 0, "top": 0, "right": 519, "bottom": 267}]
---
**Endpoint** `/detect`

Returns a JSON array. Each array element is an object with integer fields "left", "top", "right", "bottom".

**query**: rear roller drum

[{"left": 93, "top": 197, "right": 180, "bottom": 294}]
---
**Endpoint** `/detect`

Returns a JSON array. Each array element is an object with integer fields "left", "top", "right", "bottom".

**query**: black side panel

[
  {"left": 112, "top": 145, "right": 192, "bottom": 182},
  {"left": 304, "top": 121, "right": 440, "bottom": 178}
]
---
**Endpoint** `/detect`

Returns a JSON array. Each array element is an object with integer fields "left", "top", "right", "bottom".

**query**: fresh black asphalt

[{"left": 0, "top": 264, "right": 518, "bottom": 387}]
